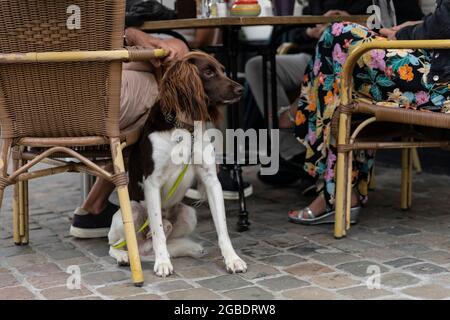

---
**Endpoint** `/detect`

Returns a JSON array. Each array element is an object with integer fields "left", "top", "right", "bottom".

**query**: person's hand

[
  {"left": 157, "top": 38, "right": 189, "bottom": 65},
  {"left": 306, "top": 24, "right": 329, "bottom": 39},
  {"left": 324, "top": 10, "right": 350, "bottom": 17},
  {"left": 379, "top": 27, "right": 397, "bottom": 40},
  {"left": 391, "top": 20, "right": 423, "bottom": 31},
  {"left": 306, "top": 10, "right": 349, "bottom": 39},
  {"left": 380, "top": 20, "right": 422, "bottom": 40},
  {"left": 124, "top": 28, "right": 166, "bottom": 68}
]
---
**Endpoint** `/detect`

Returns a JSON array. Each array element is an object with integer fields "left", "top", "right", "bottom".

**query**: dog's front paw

[
  {"left": 154, "top": 258, "right": 174, "bottom": 277},
  {"left": 225, "top": 255, "right": 247, "bottom": 274},
  {"left": 109, "top": 247, "right": 130, "bottom": 266}
]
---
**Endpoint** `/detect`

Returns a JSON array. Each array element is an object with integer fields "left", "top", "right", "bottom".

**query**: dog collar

[{"left": 163, "top": 109, "right": 195, "bottom": 133}]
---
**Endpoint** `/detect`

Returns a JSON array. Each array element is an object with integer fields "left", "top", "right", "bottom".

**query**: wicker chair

[
  {"left": 0, "top": 0, "right": 165, "bottom": 286},
  {"left": 334, "top": 39, "right": 450, "bottom": 238}
]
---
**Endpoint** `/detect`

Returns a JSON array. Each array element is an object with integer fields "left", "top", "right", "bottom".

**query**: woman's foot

[{"left": 288, "top": 191, "right": 361, "bottom": 225}]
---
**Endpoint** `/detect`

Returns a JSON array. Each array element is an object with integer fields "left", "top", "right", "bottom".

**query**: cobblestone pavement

[{"left": 1, "top": 165, "right": 450, "bottom": 300}]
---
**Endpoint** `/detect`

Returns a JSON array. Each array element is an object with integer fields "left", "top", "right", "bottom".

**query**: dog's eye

[{"left": 204, "top": 69, "right": 215, "bottom": 78}]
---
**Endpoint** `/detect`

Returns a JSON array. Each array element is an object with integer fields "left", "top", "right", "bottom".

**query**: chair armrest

[
  {"left": 125, "top": 47, "right": 167, "bottom": 61},
  {"left": 354, "top": 101, "right": 450, "bottom": 129},
  {"left": 0, "top": 48, "right": 167, "bottom": 64},
  {"left": 340, "top": 39, "right": 450, "bottom": 104}
]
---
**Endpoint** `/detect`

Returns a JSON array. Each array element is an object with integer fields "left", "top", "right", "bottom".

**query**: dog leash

[{"left": 112, "top": 163, "right": 190, "bottom": 250}]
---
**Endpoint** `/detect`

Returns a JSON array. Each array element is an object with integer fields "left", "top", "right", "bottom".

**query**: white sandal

[{"left": 288, "top": 206, "right": 361, "bottom": 225}]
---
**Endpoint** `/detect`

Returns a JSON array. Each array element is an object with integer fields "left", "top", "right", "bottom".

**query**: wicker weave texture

[
  {"left": 0, "top": 0, "right": 125, "bottom": 52},
  {"left": 0, "top": 0, "right": 126, "bottom": 138}
]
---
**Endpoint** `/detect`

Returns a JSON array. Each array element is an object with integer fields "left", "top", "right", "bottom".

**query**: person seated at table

[
  {"left": 70, "top": 27, "right": 189, "bottom": 238},
  {"left": 246, "top": 0, "right": 424, "bottom": 189},
  {"left": 126, "top": 0, "right": 221, "bottom": 50},
  {"left": 288, "top": 0, "right": 450, "bottom": 224},
  {"left": 245, "top": 0, "right": 373, "bottom": 188},
  {"left": 177, "top": 28, "right": 221, "bottom": 49}
]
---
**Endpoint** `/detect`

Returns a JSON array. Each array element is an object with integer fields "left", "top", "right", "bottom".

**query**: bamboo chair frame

[
  {"left": 0, "top": 48, "right": 166, "bottom": 287},
  {"left": 334, "top": 39, "right": 450, "bottom": 238}
]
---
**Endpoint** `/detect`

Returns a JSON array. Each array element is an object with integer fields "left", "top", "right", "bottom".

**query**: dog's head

[{"left": 158, "top": 51, "right": 243, "bottom": 125}]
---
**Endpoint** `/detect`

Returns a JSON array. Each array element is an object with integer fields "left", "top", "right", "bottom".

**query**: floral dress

[{"left": 294, "top": 22, "right": 450, "bottom": 208}]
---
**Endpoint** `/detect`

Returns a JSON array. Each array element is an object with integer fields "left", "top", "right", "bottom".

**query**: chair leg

[
  {"left": 12, "top": 148, "right": 29, "bottom": 245},
  {"left": 401, "top": 148, "right": 413, "bottom": 211},
  {"left": 369, "top": 167, "right": 376, "bottom": 191},
  {"left": 19, "top": 161, "right": 29, "bottom": 245},
  {"left": 407, "top": 149, "right": 413, "bottom": 209},
  {"left": 13, "top": 180, "right": 20, "bottom": 245},
  {"left": 345, "top": 152, "right": 353, "bottom": 231},
  {"left": 110, "top": 138, "right": 144, "bottom": 287},
  {"left": 11, "top": 147, "right": 20, "bottom": 244},
  {"left": 412, "top": 148, "right": 422, "bottom": 174},
  {"left": 335, "top": 150, "right": 350, "bottom": 238},
  {"left": 335, "top": 114, "right": 351, "bottom": 239},
  {"left": 15, "top": 181, "right": 28, "bottom": 245}
]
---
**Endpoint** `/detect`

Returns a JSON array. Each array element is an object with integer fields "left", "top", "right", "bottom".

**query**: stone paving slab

[
  {"left": 256, "top": 275, "right": 309, "bottom": 291},
  {"left": 309, "top": 273, "right": 360, "bottom": 289},
  {"left": 336, "top": 261, "right": 389, "bottom": 277},
  {"left": 282, "top": 287, "right": 337, "bottom": 300},
  {"left": 337, "top": 285, "right": 393, "bottom": 299},
  {"left": 224, "top": 286, "right": 275, "bottom": 300},
  {"left": 1, "top": 166, "right": 450, "bottom": 299},
  {"left": 380, "top": 273, "right": 421, "bottom": 288}
]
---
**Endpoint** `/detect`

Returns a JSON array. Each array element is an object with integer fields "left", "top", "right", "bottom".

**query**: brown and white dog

[{"left": 108, "top": 52, "right": 247, "bottom": 277}]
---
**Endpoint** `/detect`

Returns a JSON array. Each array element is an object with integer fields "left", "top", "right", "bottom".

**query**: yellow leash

[{"left": 112, "top": 164, "right": 190, "bottom": 249}]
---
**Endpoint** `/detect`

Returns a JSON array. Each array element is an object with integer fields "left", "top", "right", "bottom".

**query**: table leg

[
  {"left": 222, "top": 27, "right": 233, "bottom": 126},
  {"left": 222, "top": 26, "right": 250, "bottom": 232},
  {"left": 80, "top": 173, "right": 95, "bottom": 203},
  {"left": 234, "top": 164, "right": 250, "bottom": 231},
  {"left": 270, "top": 43, "right": 279, "bottom": 129},
  {"left": 262, "top": 52, "right": 269, "bottom": 129},
  {"left": 230, "top": 27, "right": 240, "bottom": 129}
]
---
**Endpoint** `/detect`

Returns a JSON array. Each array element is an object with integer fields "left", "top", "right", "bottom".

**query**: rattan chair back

[{"left": 0, "top": 0, "right": 125, "bottom": 139}]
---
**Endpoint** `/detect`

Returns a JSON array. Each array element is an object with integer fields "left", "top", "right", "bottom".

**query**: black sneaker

[
  {"left": 69, "top": 201, "right": 119, "bottom": 239},
  {"left": 218, "top": 167, "right": 253, "bottom": 200}
]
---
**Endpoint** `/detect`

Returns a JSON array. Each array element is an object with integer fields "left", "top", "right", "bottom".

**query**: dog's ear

[{"left": 159, "top": 59, "right": 209, "bottom": 122}]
